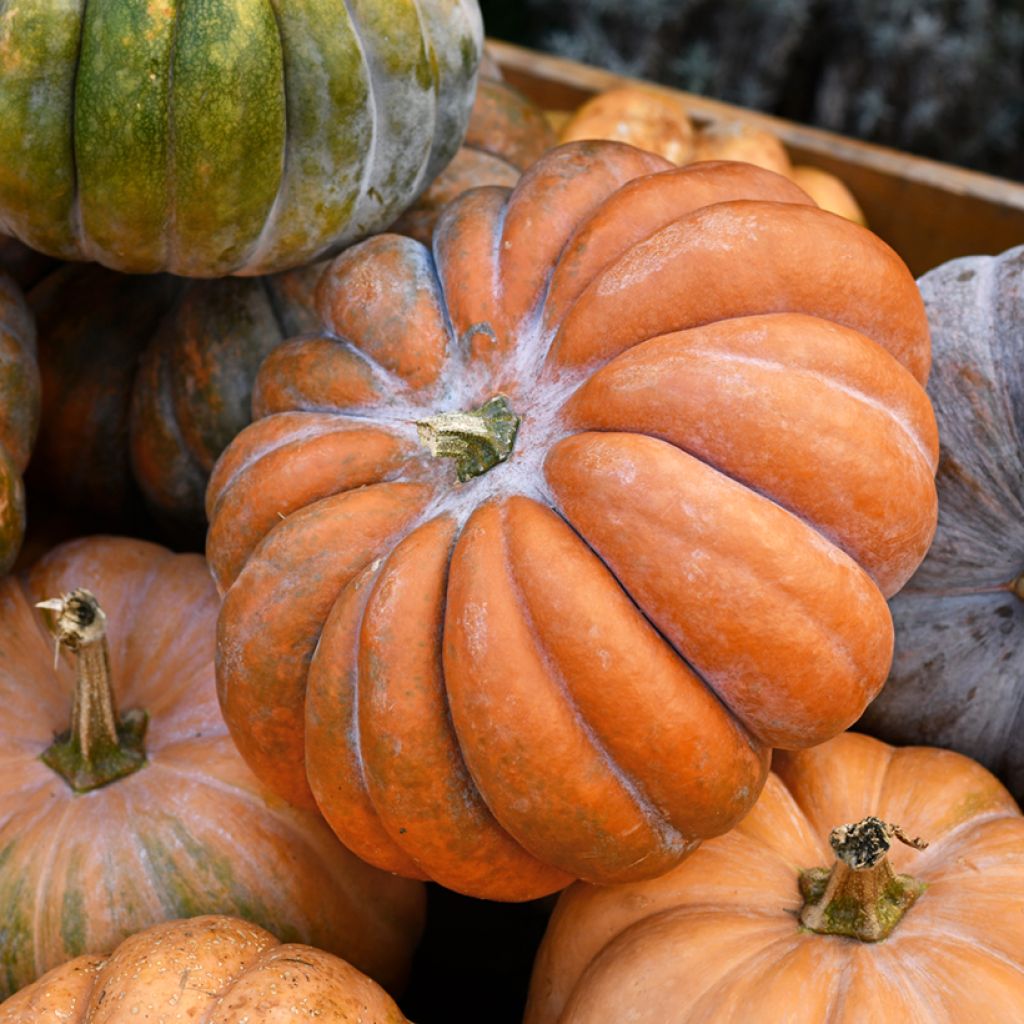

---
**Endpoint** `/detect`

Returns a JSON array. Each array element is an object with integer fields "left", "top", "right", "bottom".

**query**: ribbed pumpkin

[
  {"left": 0, "top": 916, "right": 409, "bottom": 1023},
  {"left": 27, "top": 260, "right": 321, "bottom": 541},
  {"left": 0, "top": 272, "right": 37, "bottom": 574},
  {"left": 525, "top": 732, "right": 1024, "bottom": 1023},
  {"left": 0, "top": 0, "right": 482, "bottom": 277},
  {"left": 861, "top": 244, "right": 1024, "bottom": 799},
  {"left": 208, "top": 143, "right": 938, "bottom": 901},
  {"left": 393, "top": 62, "right": 556, "bottom": 244},
  {"left": 0, "top": 536, "right": 424, "bottom": 998}
]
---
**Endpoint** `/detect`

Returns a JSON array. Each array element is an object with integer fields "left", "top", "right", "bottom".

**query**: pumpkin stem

[
  {"left": 37, "top": 589, "right": 147, "bottom": 793},
  {"left": 799, "top": 816, "right": 928, "bottom": 942},
  {"left": 1013, "top": 574, "right": 1024, "bottom": 600},
  {"left": 416, "top": 394, "right": 520, "bottom": 482}
]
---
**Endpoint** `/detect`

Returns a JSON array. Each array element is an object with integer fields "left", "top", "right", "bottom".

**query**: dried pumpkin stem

[
  {"left": 799, "top": 816, "right": 928, "bottom": 942},
  {"left": 37, "top": 589, "right": 147, "bottom": 793},
  {"left": 416, "top": 394, "right": 520, "bottom": 482}
]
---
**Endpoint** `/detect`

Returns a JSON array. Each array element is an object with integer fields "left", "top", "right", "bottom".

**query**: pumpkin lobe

[
  {"left": 36, "top": 589, "right": 147, "bottom": 793},
  {"left": 416, "top": 393, "right": 520, "bottom": 482},
  {"left": 799, "top": 816, "right": 928, "bottom": 942}
]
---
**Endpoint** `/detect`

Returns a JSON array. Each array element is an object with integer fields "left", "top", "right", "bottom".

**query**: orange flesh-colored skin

[
  {"left": 208, "top": 143, "right": 935, "bottom": 899},
  {"left": 542, "top": 161, "right": 815, "bottom": 330},
  {"left": 693, "top": 122, "right": 793, "bottom": 176},
  {"left": 550, "top": 200, "right": 931, "bottom": 382},
  {"left": 0, "top": 917, "right": 410, "bottom": 1023},
  {"left": 563, "top": 313, "right": 939, "bottom": 596},
  {"left": 526, "top": 733, "right": 1024, "bottom": 1024},
  {"left": 217, "top": 483, "right": 432, "bottom": 808},
  {"left": 0, "top": 538, "right": 424, "bottom": 999}
]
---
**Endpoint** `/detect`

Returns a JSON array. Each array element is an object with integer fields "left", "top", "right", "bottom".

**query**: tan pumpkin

[
  {"left": 0, "top": 536, "right": 424, "bottom": 998},
  {"left": 559, "top": 87, "right": 696, "bottom": 164},
  {"left": 527, "top": 732, "right": 1024, "bottom": 1023},
  {"left": 0, "top": 916, "right": 408, "bottom": 1023},
  {"left": 789, "top": 165, "right": 866, "bottom": 226},
  {"left": 0, "top": 271, "right": 37, "bottom": 573},
  {"left": 208, "top": 143, "right": 937, "bottom": 901}
]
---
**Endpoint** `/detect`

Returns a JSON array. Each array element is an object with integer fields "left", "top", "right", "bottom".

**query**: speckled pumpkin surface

[
  {"left": 526, "top": 732, "right": 1024, "bottom": 1024},
  {"left": 208, "top": 143, "right": 938, "bottom": 901},
  {"left": 0, "top": 536, "right": 424, "bottom": 999},
  {"left": 27, "top": 260, "right": 323, "bottom": 540},
  {"left": 0, "top": 0, "right": 482, "bottom": 277},
  {"left": 861, "top": 244, "right": 1024, "bottom": 800},
  {"left": 0, "top": 916, "right": 410, "bottom": 1022},
  {"left": 0, "top": 272, "right": 37, "bottom": 574}
]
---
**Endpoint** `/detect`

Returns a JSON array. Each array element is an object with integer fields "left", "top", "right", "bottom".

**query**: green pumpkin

[{"left": 0, "top": 0, "right": 483, "bottom": 277}]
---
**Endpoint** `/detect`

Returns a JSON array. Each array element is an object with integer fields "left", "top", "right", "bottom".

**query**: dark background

[{"left": 482, "top": 0, "right": 1024, "bottom": 180}]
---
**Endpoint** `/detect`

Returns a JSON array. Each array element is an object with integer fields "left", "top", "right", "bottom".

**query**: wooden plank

[{"left": 488, "top": 39, "right": 1024, "bottom": 277}]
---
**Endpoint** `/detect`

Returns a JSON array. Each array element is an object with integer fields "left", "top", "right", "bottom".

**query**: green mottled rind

[
  {"left": 0, "top": 0, "right": 481, "bottom": 276},
  {"left": 0, "top": 840, "right": 32, "bottom": 999},
  {"left": 168, "top": 0, "right": 286, "bottom": 275},
  {"left": 241, "top": 0, "right": 371, "bottom": 275},
  {"left": 74, "top": 0, "right": 177, "bottom": 271},
  {"left": 0, "top": 0, "right": 84, "bottom": 257}
]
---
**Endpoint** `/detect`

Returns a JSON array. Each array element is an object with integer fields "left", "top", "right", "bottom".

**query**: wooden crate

[{"left": 489, "top": 40, "right": 1024, "bottom": 278}]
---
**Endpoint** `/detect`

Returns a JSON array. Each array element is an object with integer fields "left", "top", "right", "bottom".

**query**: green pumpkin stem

[
  {"left": 799, "top": 816, "right": 928, "bottom": 942},
  {"left": 416, "top": 394, "right": 520, "bottom": 482},
  {"left": 37, "top": 589, "right": 147, "bottom": 793}
]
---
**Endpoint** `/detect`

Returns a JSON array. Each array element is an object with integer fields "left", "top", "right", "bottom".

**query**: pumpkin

[
  {"left": 207, "top": 142, "right": 938, "bottom": 901},
  {"left": 0, "top": 0, "right": 482, "bottom": 277},
  {"left": 393, "top": 59, "right": 556, "bottom": 244},
  {"left": 693, "top": 120, "right": 792, "bottom": 176},
  {"left": 559, "top": 87, "right": 696, "bottom": 164},
  {"left": 860, "top": 244, "right": 1024, "bottom": 800},
  {"left": 0, "top": 535, "right": 424, "bottom": 998},
  {"left": 789, "top": 165, "right": 866, "bottom": 226},
  {"left": 0, "top": 272, "right": 37, "bottom": 574},
  {"left": 0, "top": 916, "right": 409, "bottom": 1023},
  {"left": 27, "top": 260, "right": 322, "bottom": 542},
  {"left": 526, "top": 732, "right": 1024, "bottom": 1023}
]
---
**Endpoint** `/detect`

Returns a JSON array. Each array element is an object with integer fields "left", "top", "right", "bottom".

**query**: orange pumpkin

[
  {"left": 0, "top": 536, "right": 423, "bottom": 998},
  {"left": 0, "top": 916, "right": 409, "bottom": 1023},
  {"left": 0, "top": 271, "right": 37, "bottom": 573},
  {"left": 526, "top": 732, "right": 1024, "bottom": 1023},
  {"left": 208, "top": 143, "right": 938, "bottom": 901}
]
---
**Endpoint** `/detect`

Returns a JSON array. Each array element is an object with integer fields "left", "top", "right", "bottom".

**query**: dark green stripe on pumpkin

[
  {"left": 0, "top": 840, "right": 32, "bottom": 999},
  {"left": 74, "top": 0, "right": 177, "bottom": 272},
  {"left": 242, "top": 0, "right": 372, "bottom": 274},
  {"left": 167, "top": 0, "right": 286, "bottom": 276},
  {"left": 0, "top": 0, "right": 85, "bottom": 258}
]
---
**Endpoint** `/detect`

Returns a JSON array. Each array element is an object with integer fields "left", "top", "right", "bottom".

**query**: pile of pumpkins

[{"left": 1, "top": 3, "right": 1022, "bottom": 1021}]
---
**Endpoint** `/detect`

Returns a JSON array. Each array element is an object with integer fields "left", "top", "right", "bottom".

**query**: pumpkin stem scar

[
  {"left": 415, "top": 394, "right": 520, "bottom": 482},
  {"left": 798, "top": 816, "right": 928, "bottom": 942},
  {"left": 36, "top": 589, "right": 148, "bottom": 793}
]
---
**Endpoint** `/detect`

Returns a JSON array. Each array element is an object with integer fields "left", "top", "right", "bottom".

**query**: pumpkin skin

[
  {"left": 0, "top": 536, "right": 424, "bottom": 998},
  {"left": 0, "top": 0, "right": 482, "bottom": 277},
  {"left": 208, "top": 143, "right": 938, "bottom": 901},
  {"left": 526, "top": 732, "right": 1024, "bottom": 1024},
  {"left": 0, "top": 916, "right": 410, "bottom": 1023},
  {"left": 860, "top": 244, "right": 1024, "bottom": 800},
  {"left": 0, "top": 272, "right": 38, "bottom": 574},
  {"left": 393, "top": 62, "right": 556, "bottom": 244},
  {"left": 27, "top": 260, "right": 322, "bottom": 541}
]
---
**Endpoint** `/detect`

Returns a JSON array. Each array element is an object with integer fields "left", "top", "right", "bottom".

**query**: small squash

[
  {"left": 208, "top": 143, "right": 937, "bottom": 900},
  {"left": 0, "top": 916, "right": 410, "bottom": 1023},
  {"left": 860, "top": 244, "right": 1024, "bottom": 799},
  {"left": 0, "top": 535, "right": 424, "bottom": 998},
  {"left": 0, "top": 271, "right": 37, "bottom": 573},
  {"left": 526, "top": 732, "right": 1024, "bottom": 1023}
]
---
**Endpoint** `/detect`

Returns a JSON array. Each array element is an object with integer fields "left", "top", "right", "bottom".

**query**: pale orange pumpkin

[
  {"left": 0, "top": 916, "right": 409, "bottom": 1023},
  {"left": 527, "top": 732, "right": 1024, "bottom": 1023},
  {"left": 0, "top": 536, "right": 424, "bottom": 998}
]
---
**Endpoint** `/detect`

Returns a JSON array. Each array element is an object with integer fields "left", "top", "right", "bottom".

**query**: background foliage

[{"left": 485, "top": 0, "right": 1024, "bottom": 179}]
